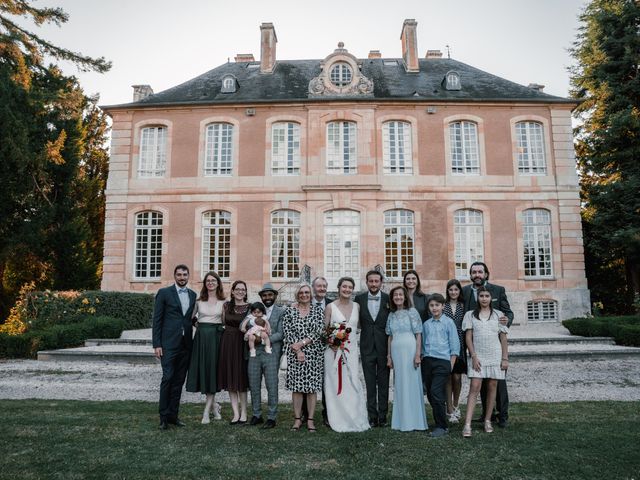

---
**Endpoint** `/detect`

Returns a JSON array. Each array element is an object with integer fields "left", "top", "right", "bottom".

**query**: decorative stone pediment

[{"left": 308, "top": 43, "right": 374, "bottom": 97}]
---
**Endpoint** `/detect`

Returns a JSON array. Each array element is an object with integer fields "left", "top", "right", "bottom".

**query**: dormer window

[
  {"left": 444, "top": 71, "right": 461, "bottom": 91},
  {"left": 221, "top": 76, "right": 237, "bottom": 93},
  {"left": 330, "top": 63, "right": 352, "bottom": 87}
]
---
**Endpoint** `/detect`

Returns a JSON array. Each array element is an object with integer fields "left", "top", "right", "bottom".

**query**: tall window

[
  {"left": 523, "top": 209, "right": 553, "bottom": 277},
  {"left": 201, "top": 211, "right": 231, "bottom": 279},
  {"left": 516, "top": 121, "right": 546, "bottom": 174},
  {"left": 449, "top": 121, "right": 479, "bottom": 174},
  {"left": 382, "top": 121, "right": 412, "bottom": 174},
  {"left": 384, "top": 210, "right": 415, "bottom": 279},
  {"left": 271, "top": 122, "right": 300, "bottom": 175},
  {"left": 271, "top": 210, "right": 300, "bottom": 279},
  {"left": 327, "top": 121, "right": 357, "bottom": 174},
  {"left": 138, "top": 127, "right": 167, "bottom": 177},
  {"left": 324, "top": 210, "right": 360, "bottom": 285},
  {"left": 527, "top": 300, "right": 558, "bottom": 322},
  {"left": 454, "top": 209, "right": 484, "bottom": 279},
  {"left": 134, "top": 211, "right": 163, "bottom": 279},
  {"left": 204, "top": 123, "right": 233, "bottom": 176}
]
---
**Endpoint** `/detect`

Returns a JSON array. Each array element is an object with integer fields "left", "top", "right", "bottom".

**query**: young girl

[
  {"left": 241, "top": 302, "right": 272, "bottom": 357},
  {"left": 443, "top": 279, "right": 466, "bottom": 424},
  {"left": 461, "top": 286, "right": 509, "bottom": 437}
]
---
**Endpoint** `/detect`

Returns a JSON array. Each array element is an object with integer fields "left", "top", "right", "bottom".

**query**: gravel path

[{"left": 1, "top": 357, "right": 639, "bottom": 405}]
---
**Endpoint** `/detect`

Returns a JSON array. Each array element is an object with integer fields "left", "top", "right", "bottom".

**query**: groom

[{"left": 355, "top": 270, "right": 390, "bottom": 427}]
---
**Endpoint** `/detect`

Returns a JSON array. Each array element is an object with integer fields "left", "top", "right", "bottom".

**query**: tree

[
  {"left": 570, "top": 0, "right": 640, "bottom": 313},
  {"left": 0, "top": 1, "right": 110, "bottom": 320}
]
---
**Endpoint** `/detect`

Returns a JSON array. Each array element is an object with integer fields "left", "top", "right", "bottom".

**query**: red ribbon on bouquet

[{"left": 335, "top": 348, "right": 350, "bottom": 395}]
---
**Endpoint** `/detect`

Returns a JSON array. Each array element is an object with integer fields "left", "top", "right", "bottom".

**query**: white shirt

[
  {"left": 367, "top": 291, "right": 381, "bottom": 320},
  {"left": 175, "top": 284, "right": 189, "bottom": 316}
]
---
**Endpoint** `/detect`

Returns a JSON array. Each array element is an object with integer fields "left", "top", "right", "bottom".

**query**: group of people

[{"left": 151, "top": 261, "right": 513, "bottom": 438}]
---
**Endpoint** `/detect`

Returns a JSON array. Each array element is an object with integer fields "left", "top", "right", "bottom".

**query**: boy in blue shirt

[{"left": 421, "top": 293, "right": 460, "bottom": 438}]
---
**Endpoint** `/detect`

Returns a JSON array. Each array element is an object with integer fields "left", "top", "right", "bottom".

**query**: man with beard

[
  {"left": 246, "top": 283, "right": 285, "bottom": 429},
  {"left": 152, "top": 264, "right": 197, "bottom": 430},
  {"left": 462, "top": 261, "right": 513, "bottom": 428},
  {"left": 355, "top": 270, "right": 391, "bottom": 427}
]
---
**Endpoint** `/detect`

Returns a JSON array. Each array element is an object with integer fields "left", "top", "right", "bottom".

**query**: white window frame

[
  {"left": 454, "top": 209, "right": 484, "bottom": 279},
  {"left": 382, "top": 121, "right": 413, "bottom": 174},
  {"left": 204, "top": 123, "right": 233, "bottom": 176},
  {"left": 324, "top": 210, "right": 361, "bottom": 286},
  {"left": 201, "top": 211, "right": 231, "bottom": 279},
  {"left": 527, "top": 300, "right": 558, "bottom": 322},
  {"left": 384, "top": 210, "right": 415, "bottom": 279},
  {"left": 330, "top": 62, "right": 352, "bottom": 86},
  {"left": 270, "top": 210, "right": 300, "bottom": 280},
  {"left": 449, "top": 121, "right": 480, "bottom": 175},
  {"left": 134, "top": 211, "right": 163, "bottom": 279},
  {"left": 271, "top": 122, "right": 301, "bottom": 175},
  {"left": 516, "top": 121, "right": 547, "bottom": 174},
  {"left": 326, "top": 121, "right": 357, "bottom": 174},
  {"left": 523, "top": 209, "right": 553, "bottom": 278},
  {"left": 138, "top": 127, "right": 167, "bottom": 177}
]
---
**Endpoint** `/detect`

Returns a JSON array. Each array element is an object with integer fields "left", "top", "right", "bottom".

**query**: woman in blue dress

[{"left": 385, "top": 286, "right": 427, "bottom": 431}]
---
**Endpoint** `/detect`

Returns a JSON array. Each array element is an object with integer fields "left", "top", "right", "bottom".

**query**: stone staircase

[{"left": 37, "top": 324, "right": 640, "bottom": 364}]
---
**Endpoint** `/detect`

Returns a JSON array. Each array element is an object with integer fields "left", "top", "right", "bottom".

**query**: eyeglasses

[{"left": 234, "top": 288, "right": 246, "bottom": 292}]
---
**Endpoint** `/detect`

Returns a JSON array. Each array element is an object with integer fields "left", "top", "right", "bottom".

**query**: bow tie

[
  {"left": 178, "top": 288, "right": 187, "bottom": 293},
  {"left": 368, "top": 296, "right": 379, "bottom": 301}
]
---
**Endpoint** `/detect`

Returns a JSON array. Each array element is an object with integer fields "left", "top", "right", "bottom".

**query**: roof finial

[{"left": 445, "top": 44, "right": 451, "bottom": 59}]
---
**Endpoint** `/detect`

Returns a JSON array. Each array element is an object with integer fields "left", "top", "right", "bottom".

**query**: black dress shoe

[
  {"left": 159, "top": 420, "right": 169, "bottom": 430},
  {"left": 173, "top": 419, "right": 186, "bottom": 427},
  {"left": 262, "top": 419, "right": 277, "bottom": 429},
  {"left": 378, "top": 417, "right": 388, "bottom": 427},
  {"left": 497, "top": 419, "right": 508, "bottom": 428},
  {"left": 248, "top": 416, "right": 264, "bottom": 426},
  {"left": 369, "top": 418, "right": 379, "bottom": 428}
]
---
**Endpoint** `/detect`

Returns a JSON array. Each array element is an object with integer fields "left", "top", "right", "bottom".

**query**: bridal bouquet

[{"left": 324, "top": 322, "right": 352, "bottom": 350}]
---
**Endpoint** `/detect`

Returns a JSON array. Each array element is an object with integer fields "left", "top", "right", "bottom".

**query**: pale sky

[{"left": 24, "top": 0, "right": 587, "bottom": 106}]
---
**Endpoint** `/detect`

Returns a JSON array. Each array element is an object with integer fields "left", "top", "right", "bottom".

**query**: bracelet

[{"left": 502, "top": 358, "right": 509, "bottom": 361}]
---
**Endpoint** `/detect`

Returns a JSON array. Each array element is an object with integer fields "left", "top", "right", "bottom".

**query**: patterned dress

[
  {"left": 443, "top": 301, "right": 467, "bottom": 374},
  {"left": 283, "top": 304, "right": 325, "bottom": 393},
  {"left": 462, "top": 309, "right": 508, "bottom": 380}
]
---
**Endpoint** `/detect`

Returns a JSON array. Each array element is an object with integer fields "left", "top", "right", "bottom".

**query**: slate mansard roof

[{"left": 104, "top": 57, "right": 572, "bottom": 110}]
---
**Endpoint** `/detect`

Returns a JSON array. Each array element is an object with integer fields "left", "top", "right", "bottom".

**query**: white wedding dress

[{"left": 323, "top": 302, "right": 370, "bottom": 432}]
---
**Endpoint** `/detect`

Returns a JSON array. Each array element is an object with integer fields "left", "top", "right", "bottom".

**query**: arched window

[
  {"left": 271, "top": 210, "right": 300, "bottom": 279},
  {"left": 138, "top": 126, "right": 167, "bottom": 177},
  {"left": 204, "top": 123, "right": 233, "bottom": 176},
  {"left": 330, "top": 63, "right": 352, "bottom": 86},
  {"left": 454, "top": 209, "right": 484, "bottom": 279},
  {"left": 271, "top": 122, "right": 300, "bottom": 175},
  {"left": 134, "top": 211, "right": 163, "bottom": 279},
  {"left": 382, "top": 121, "right": 412, "bottom": 174},
  {"left": 449, "top": 121, "right": 479, "bottom": 174},
  {"left": 527, "top": 300, "right": 558, "bottom": 322},
  {"left": 516, "top": 121, "right": 546, "bottom": 174},
  {"left": 384, "top": 210, "right": 415, "bottom": 279},
  {"left": 523, "top": 209, "right": 553, "bottom": 277},
  {"left": 201, "top": 211, "right": 231, "bottom": 279},
  {"left": 327, "top": 121, "right": 357, "bottom": 174}
]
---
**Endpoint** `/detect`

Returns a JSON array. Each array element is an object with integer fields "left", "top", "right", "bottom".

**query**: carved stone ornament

[{"left": 308, "top": 43, "right": 374, "bottom": 97}]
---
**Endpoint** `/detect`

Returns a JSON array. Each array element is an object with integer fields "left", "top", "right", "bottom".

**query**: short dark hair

[
  {"left": 469, "top": 261, "right": 489, "bottom": 280},
  {"left": 389, "top": 286, "right": 410, "bottom": 312},
  {"left": 174, "top": 264, "right": 189, "bottom": 275},
  {"left": 445, "top": 279, "right": 463, "bottom": 303},
  {"left": 428, "top": 293, "right": 446, "bottom": 305},
  {"left": 365, "top": 270, "right": 383, "bottom": 282},
  {"left": 250, "top": 302, "right": 266, "bottom": 315}
]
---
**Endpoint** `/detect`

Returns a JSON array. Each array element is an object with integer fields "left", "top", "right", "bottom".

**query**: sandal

[
  {"left": 307, "top": 419, "right": 316, "bottom": 433},
  {"left": 462, "top": 424, "right": 472, "bottom": 438},
  {"left": 291, "top": 417, "right": 302, "bottom": 431},
  {"left": 484, "top": 420, "right": 494, "bottom": 433}
]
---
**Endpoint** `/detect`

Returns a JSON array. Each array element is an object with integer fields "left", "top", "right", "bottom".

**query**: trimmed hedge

[
  {"left": 0, "top": 315, "right": 125, "bottom": 359},
  {"left": 562, "top": 316, "right": 640, "bottom": 347}
]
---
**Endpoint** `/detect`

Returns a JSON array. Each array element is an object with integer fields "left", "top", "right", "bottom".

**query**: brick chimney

[
  {"left": 235, "top": 54, "right": 255, "bottom": 63},
  {"left": 368, "top": 50, "right": 382, "bottom": 59},
  {"left": 425, "top": 50, "right": 443, "bottom": 59},
  {"left": 400, "top": 19, "right": 419, "bottom": 73},
  {"left": 260, "top": 22, "right": 277, "bottom": 73},
  {"left": 132, "top": 85, "right": 153, "bottom": 102}
]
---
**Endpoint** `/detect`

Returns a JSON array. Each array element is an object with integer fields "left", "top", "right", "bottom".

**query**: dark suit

[
  {"left": 248, "top": 304, "right": 285, "bottom": 421},
  {"left": 355, "top": 291, "right": 390, "bottom": 422},
  {"left": 462, "top": 282, "right": 513, "bottom": 422},
  {"left": 152, "top": 284, "right": 197, "bottom": 422}
]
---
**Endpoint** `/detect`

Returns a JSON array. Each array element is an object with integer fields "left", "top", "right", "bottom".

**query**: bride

[{"left": 323, "top": 277, "right": 370, "bottom": 432}]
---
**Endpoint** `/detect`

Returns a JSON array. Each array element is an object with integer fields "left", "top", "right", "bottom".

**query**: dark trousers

[
  {"left": 481, "top": 377, "right": 509, "bottom": 421},
  {"left": 159, "top": 342, "right": 190, "bottom": 421},
  {"left": 362, "top": 354, "right": 390, "bottom": 421},
  {"left": 421, "top": 357, "right": 450, "bottom": 430}
]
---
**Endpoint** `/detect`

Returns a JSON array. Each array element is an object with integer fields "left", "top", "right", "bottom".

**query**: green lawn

[{"left": 0, "top": 400, "right": 638, "bottom": 479}]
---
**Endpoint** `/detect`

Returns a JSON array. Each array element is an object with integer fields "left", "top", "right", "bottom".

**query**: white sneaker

[
  {"left": 453, "top": 406, "right": 461, "bottom": 418},
  {"left": 265, "top": 346, "right": 272, "bottom": 354},
  {"left": 201, "top": 412, "right": 210, "bottom": 424},
  {"left": 213, "top": 402, "right": 222, "bottom": 420},
  {"left": 448, "top": 413, "right": 460, "bottom": 424}
]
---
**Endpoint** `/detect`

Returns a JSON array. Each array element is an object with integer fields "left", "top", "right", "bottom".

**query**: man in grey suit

[
  {"left": 152, "top": 264, "right": 197, "bottom": 430},
  {"left": 355, "top": 270, "right": 391, "bottom": 427},
  {"left": 246, "top": 283, "right": 285, "bottom": 429},
  {"left": 462, "top": 261, "right": 513, "bottom": 428}
]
